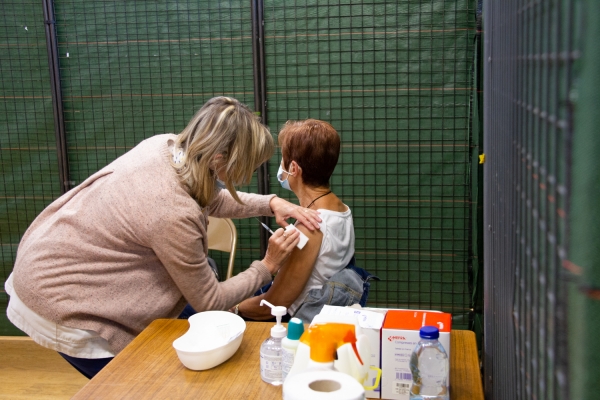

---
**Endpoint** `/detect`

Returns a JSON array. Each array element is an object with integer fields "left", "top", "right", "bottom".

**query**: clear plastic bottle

[
  {"left": 259, "top": 300, "right": 287, "bottom": 386},
  {"left": 281, "top": 317, "right": 304, "bottom": 382},
  {"left": 409, "top": 326, "right": 449, "bottom": 400}
]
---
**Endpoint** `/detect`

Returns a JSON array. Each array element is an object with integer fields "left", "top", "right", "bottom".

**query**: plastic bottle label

[{"left": 260, "top": 353, "right": 282, "bottom": 380}]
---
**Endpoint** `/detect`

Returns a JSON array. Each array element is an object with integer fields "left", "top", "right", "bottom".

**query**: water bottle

[{"left": 409, "top": 326, "right": 449, "bottom": 400}]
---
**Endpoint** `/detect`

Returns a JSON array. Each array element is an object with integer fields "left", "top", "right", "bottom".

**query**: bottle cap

[
  {"left": 287, "top": 317, "right": 304, "bottom": 340},
  {"left": 419, "top": 326, "right": 440, "bottom": 339},
  {"left": 260, "top": 299, "right": 287, "bottom": 338}
]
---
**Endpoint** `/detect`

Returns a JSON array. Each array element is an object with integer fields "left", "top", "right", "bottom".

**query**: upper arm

[
  {"left": 263, "top": 222, "right": 322, "bottom": 306},
  {"left": 208, "top": 190, "right": 274, "bottom": 218},
  {"left": 237, "top": 222, "right": 323, "bottom": 319}
]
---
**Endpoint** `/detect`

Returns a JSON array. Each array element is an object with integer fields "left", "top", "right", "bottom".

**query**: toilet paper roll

[{"left": 283, "top": 370, "right": 365, "bottom": 400}]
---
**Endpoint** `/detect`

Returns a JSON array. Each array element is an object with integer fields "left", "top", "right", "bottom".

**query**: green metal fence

[
  {"left": 1, "top": 1, "right": 477, "bottom": 337},
  {"left": 482, "top": 0, "right": 600, "bottom": 399},
  {"left": 1, "top": 1, "right": 61, "bottom": 335},
  {"left": 567, "top": 1, "right": 600, "bottom": 399},
  {"left": 263, "top": 0, "right": 477, "bottom": 323}
]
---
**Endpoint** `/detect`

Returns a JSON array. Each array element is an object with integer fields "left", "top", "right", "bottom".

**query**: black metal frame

[
  {"left": 42, "top": 0, "right": 70, "bottom": 194},
  {"left": 251, "top": 0, "right": 270, "bottom": 258}
]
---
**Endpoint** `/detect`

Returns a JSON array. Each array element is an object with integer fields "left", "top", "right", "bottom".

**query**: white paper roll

[{"left": 283, "top": 370, "right": 365, "bottom": 400}]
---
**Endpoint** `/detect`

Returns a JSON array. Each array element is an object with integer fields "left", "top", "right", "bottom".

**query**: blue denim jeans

[
  {"left": 345, "top": 257, "right": 380, "bottom": 307},
  {"left": 293, "top": 257, "right": 380, "bottom": 323}
]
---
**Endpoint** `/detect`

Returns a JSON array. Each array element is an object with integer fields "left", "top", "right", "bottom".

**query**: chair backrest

[{"left": 207, "top": 216, "right": 237, "bottom": 280}]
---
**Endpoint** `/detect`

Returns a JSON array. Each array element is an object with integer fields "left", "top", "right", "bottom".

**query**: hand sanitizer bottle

[{"left": 259, "top": 300, "right": 287, "bottom": 386}]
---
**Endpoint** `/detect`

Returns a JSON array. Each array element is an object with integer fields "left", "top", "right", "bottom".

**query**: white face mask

[
  {"left": 216, "top": 178, "right": 227, "bottom": 189},
  {"left": 214, "top": 163, "right": 228, "bottom": 190},
  {"left": 277, "top": 164, "right": 293, "bottom": 191}
]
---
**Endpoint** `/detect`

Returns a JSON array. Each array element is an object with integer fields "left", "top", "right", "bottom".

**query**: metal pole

[
  {"left": 482, "top": 0, "right": 493, "bottom": 398},
  {"left": 251, "top": 0, "right": 270, "bottom": 258},
  {"left": 42, "top": 0, "right": 70, "bottom": 194}
]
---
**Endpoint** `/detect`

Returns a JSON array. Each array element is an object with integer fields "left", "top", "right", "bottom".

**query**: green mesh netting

[{"left": 1, "top": 1, "right": 477, "bottom": 336}]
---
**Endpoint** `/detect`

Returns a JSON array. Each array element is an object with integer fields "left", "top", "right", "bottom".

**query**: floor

[{"left": 0, "top": 337, "right": 88, "bottom": 399}]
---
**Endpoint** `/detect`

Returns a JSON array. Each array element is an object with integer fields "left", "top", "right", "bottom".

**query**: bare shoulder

[{"left": 294, "top": 221, "right": 323, "bottom": 241}]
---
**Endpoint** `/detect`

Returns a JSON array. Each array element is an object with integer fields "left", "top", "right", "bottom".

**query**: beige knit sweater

[{"left": 12, "top": 134, "right": 275, "bottom": 353}]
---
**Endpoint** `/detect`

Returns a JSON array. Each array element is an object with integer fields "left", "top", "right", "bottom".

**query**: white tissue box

[{"left": 380, "top": 310, "right": 452, "bottom": 400}]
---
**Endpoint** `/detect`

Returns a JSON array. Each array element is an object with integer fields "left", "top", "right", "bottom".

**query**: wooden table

[
  {"left": 73, "top": 319, "right": 483, "bottom": 400},
  {"left": 1, "top": 337, "right": 89, "bottom": 399}
]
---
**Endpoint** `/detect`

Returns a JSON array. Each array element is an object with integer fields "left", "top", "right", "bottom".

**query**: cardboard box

[
  {"left": 318, "top": 305, "right": 387, "bottom": 398},
  {"left": 381, "top": 310, "right": 452, "bottom": 400}
]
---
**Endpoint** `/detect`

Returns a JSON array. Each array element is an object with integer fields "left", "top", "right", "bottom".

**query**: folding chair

[{"left": 206, "top": 216, "right": 237, "bottom": 280}]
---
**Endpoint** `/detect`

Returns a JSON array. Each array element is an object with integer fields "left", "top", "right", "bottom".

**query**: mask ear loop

[
  {"left": 211, "top": 153, "right": 229, "bottom": 176},
  {"left": 283, "top": 159, "right": 298, "bottom": 178}
]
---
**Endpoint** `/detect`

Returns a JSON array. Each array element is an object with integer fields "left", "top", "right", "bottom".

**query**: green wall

[{"left": 0, "top": 0, "right": 477, "bottom": 334}]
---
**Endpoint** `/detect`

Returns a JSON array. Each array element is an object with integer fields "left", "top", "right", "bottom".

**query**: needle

[{"left": 255, "top": 218, "right": 274, "bottom": 235}]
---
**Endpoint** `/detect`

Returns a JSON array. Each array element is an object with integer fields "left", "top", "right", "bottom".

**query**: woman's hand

[
  {"left": 269, "top": 197, "right": 321, "bottom": 231},
  {"left": 261, "top": 227, "right": 300, "bottom": 274}
]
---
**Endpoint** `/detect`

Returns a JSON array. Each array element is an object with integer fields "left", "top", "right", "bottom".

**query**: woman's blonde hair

[{"left": 172, "top": 97, "right": 274, "bottom": 207}]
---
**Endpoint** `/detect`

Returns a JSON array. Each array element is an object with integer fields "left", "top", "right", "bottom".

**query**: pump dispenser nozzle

[{"left": 260, "top": 300, "right": 287, "bottom": 338}]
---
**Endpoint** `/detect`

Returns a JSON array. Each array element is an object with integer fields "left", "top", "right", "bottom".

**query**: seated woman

[{"left": 236, "top": 119, "right": 363, "bottom": 322}]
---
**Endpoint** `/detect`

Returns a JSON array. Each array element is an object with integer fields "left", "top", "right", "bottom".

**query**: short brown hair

[{"left": 278, "top": 119, "right": 340, "bottom": 188}]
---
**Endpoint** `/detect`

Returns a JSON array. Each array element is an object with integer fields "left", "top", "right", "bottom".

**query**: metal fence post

[{"left": 42, "top": 0, "right": 70, "bottom": 193}]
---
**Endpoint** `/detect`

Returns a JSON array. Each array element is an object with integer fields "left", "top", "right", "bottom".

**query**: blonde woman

[{"left": 5, "top": 97, "right": 320, "bottom": 378}]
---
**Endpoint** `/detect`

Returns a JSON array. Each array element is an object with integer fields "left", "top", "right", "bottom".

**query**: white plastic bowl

[{"left": 173, "top": 310, "right": 246, "bottom": 370}]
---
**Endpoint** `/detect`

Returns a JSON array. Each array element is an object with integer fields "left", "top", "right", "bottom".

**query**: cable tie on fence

[
  {"left": 580, "top": 285, "right": 600, "bottom": 301},
  {"left": 45, "top": 20, "right": 56, "bottom": 25},
  {"left": 562, "top": 259, "right": 583, "bottom": 275}
]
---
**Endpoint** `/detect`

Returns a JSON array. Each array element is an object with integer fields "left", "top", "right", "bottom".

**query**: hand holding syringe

[{"left": 256, "top": 218, "right": 308, "bottom": 249}]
